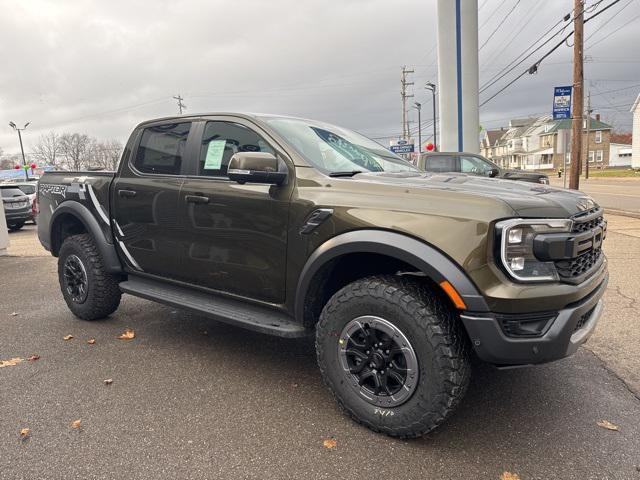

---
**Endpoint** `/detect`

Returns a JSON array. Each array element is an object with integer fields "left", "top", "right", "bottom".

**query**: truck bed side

[{"left": 37, "top": 171, "right": 122, "bottom": 272}]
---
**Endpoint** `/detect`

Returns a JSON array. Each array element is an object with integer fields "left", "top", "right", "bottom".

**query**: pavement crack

[
  {"left": 614, "top": 286, "right": 639, "bottom": 311},
  {"left": 585, "top": 347, "right": 640, "bottom": 403}
]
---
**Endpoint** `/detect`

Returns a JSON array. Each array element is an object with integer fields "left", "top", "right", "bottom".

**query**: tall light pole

[
  {"left": 413, "top": 102, "right": 422, "bottom": 153},
  {"left": 9, "top": 121, "right": 30, "bottom": 180},
  {"left": 425, "top": 82, "right": 437, "bottom": 151}
]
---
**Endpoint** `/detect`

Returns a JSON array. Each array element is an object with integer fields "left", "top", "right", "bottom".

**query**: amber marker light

[{"left": 439, "top": 280, "right": 467, "bottom": 310}]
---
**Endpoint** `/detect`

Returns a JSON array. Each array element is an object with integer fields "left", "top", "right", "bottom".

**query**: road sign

[
  {"left": 390, "top": 144, "right": 414, "bottom": 154},
  {"left": 553, "top": 86, "right": 572, "bottom": 120}
]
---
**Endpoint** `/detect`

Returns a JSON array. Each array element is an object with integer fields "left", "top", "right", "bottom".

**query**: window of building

[
  {"left": 134, "top": 123, "right": 191, "bottom": 175},
  {"left": 588, "top": 151, "right": 595, "bottom": 163},
  {"left": 595, "top": 130, "right": 602, "bottom": 143},
  {"left": 596, "top": 150, "right": 603, "bottom": 162}
]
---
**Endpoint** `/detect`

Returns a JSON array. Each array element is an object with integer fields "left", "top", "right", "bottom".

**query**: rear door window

[
  {"left": 17, "top": 185, "right": 36, "bottom": 195},
  {"left": 198, "top": 121, "right": 274, "bottom": 177},
  {"left": 133, "top": 123, "right": 191, "bottom": 175},
  {"left": 425, "top": 155, "right": 457, "bottom": 173}
]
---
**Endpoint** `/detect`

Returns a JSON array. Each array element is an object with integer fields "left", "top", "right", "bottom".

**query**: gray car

[{"left": 1, "top": 185, "right": 32, "bottom": 231}]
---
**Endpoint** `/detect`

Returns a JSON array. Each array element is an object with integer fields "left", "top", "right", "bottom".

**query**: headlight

[{"left": 496, "top": 218, "right": 573, "bottom": 282}]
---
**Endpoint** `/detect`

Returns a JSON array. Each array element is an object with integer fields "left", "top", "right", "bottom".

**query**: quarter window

[
  {"left": 425, "top": 155, "right": 457, "bottom": 172},
  {"left": 198, "top": 122, "right": 274, "bottom": 177},
  {"left": 134, "top": 123, "right": 191, "bottom": 175}
]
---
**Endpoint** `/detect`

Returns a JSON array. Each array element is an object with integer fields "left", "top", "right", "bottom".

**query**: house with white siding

[{"left": 632, "top": 94, "right": 640, "bottom": 169}]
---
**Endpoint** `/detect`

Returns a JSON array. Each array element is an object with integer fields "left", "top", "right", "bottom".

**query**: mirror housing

[
  {"left": 488, "top": 167, "right": 500, "bottom": 178},
  {"left": 227, "top": 152, "right": 287, "bottom": 185}
]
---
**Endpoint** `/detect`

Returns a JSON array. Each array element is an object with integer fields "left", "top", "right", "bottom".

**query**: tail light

[{"left": 32, "top": 197, "right": 39, "bottom": 215}]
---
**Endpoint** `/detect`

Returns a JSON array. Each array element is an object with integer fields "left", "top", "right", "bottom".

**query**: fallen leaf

[
  {"left": 63, "top": 335, "right": 74, "bottom": 341},
  {"left": 323, "top": 438, "right": 337, "bottom": 449},
  {"left": 103, "top": 378, "right": 113, "bottom": 385},
  {"left": 116, "top": 328, "right": 135, "bottom": 340},
  {"left": 20, "top": 428, "right": 30, "bottom": 438},
  {"left": 87, "top": 338, "right": 96, "bottom": 345},
  {"left": 71, "top": 419, "right": 82, "bottom": 429},
  {"left": 0, "top": 357, "right": 24, "bottom": 368},
  {"left": 10, "top": 312, "right": 19, "bottom": 316},
  {"left": 27, "top": 355, "right": 40, "bottom": 362},
  {"left": 500, "top": 473, "right": 521, "bottom": 480},
  {"left": 597, "top": 420, "right": 619, "bottom": 431}
]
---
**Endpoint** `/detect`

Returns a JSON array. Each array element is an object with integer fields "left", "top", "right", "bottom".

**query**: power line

[
  {"left": 586, "top": 9, "right": 640, "bottom": 50},
  {"left": 479, "top": 0, "right": 522, "bottom": 51},
  {"left": 479, "top": 0, "right": 510, "bottom": 30},
  {"left": 480, "top": 0, "right": 625, "bottom": 107},
  {"left": 584, "top": 0, "right": 635, "bottom": 43}
]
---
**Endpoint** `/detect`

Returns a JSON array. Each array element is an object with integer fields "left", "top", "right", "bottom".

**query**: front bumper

[{"left": 461, "top": 274, "right": 608, "bottom": 366}]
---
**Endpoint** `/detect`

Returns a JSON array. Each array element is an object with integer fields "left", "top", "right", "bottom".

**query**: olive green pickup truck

[{"left": 38, "top": 113, "right": 608, "bottom": 438}]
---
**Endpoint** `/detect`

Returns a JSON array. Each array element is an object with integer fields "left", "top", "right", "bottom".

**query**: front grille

[
  {"left": 554, "top": 209, "right": 605, "bottom": 281},
  {"left": 574, "top": 306, "right": 596, "bottom": 333}
]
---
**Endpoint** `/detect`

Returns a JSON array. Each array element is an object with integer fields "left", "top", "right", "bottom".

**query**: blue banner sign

[
  {"left": 390, "top": 144, "right": 414, "bottom": 154},
  {"left": 553, "top": 86, "right": 572, "bottom": 120}
]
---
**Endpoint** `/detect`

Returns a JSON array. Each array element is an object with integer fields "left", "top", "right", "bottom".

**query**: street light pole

[
  {"left": 9, "top": 121, "right": 30, "bottom": 180},
  {"left": 413, "top": 102, "right": 422, "bottom": 153},
  {"left": 425, "top": 82, "right": 437, "bottom": 150}
]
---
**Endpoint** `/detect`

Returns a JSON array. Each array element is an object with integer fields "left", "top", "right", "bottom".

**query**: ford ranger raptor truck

[{"left": 38, "top": 113, "right": 608, "bottom": 438}]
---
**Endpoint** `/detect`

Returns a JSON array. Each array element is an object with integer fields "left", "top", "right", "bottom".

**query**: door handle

[
  {"left": 185, "top": 195, "right": 210, "bottom": 204},
  {"left": 118, "top": 189, "right": 137, "bottom": 198}
]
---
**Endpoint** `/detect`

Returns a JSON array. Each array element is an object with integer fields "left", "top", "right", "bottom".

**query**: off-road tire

[
  {"left": 58, "top": 233, "right": 121, "bottom": 320},
  {"left": 8, "top": 222, "right": 24, "bottom": 231},
  {"left": 316, "top": 275, "right": 471, "bottom": 438}
]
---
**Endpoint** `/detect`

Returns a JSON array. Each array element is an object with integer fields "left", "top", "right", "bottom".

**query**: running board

[{"left": 119, "top": 276, "right": 309, "bottom": 338}]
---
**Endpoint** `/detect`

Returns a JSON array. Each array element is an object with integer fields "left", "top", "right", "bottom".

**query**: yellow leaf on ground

[
  {"left": 63, "top": 335, "right": 74, "bottom": 341},
  {"left": 323, "top": 438, "right": 337, "bottom": 449},
  {"left": 597, "top": 420, "right": 619, "bottom": 431},
  {"left": 71, "top": 419, "right": 81, "bottom": 429},
  {"left": 500, "top": 473, "right": 521, "bottom": 480},
  {"left": 117, "top": 329, "right": 135, "bottom": 340},
  {"left": 87, "top": 338, "right": 96, "bottom": 345},
  {"left": 0, "top": 357, "right": 24, "bottom": 368},
  {"left": 20, "top": 428, "right": 30, "bottom": 437}
]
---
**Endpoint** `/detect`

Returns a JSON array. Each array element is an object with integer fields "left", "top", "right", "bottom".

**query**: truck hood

[{"left": 353, "top": 171, "right": 597, "bottom": 218}]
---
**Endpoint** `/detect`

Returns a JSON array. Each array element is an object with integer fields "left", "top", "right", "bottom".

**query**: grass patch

[{"left": 587, "top": 168, "right": 640, "bottom": 178}]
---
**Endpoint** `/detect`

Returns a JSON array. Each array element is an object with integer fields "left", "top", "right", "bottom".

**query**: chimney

[{"left": 595, "top": 113, "right": 600, "bottom": 121}]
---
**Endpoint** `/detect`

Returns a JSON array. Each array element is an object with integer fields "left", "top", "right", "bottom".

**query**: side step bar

[{"left": 119, "top": 276, "right": 309, "bottom": 338}]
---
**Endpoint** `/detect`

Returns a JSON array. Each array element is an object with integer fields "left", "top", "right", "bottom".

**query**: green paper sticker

[{"left": 204, "top": 140, "right": 226, "bottom": 169}]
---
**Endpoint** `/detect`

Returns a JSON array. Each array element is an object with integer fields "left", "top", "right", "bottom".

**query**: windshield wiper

[{"left": 328, "top": 170, "right": 363, "bottom": 177}]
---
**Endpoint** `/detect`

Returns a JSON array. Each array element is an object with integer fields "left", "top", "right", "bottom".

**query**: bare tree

[
  {"left": 59, "top": 133, "right": 95, "bottom": 171},
  {"left": 32, "top": 132, "right": 63, "bottom": 167},
  {"left": 0, "top": 151, "right": 22, "bottom": 170},
  {"left": 91, "top": 140, "right": 123, "bottom": 170}
]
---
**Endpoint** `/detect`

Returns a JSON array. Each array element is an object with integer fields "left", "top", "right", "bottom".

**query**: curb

[{"left": 604, "top": 208, "right": 640, "bottom": 220}]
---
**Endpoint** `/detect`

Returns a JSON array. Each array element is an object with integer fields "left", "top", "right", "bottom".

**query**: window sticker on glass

[{"left": 204, "top": 140, "right": 227, "bottom": 169}]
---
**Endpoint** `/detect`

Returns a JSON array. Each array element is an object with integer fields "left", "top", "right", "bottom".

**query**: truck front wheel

[
  {"left": 316, "top": 275, "right": 471, "bottom": 438},
  {"left": 58, "top": 233, "right": 122, "bottom": 320}
]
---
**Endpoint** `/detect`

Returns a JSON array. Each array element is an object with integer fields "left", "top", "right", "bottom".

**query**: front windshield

[{"left": 261, "top": 116, "right": 418, "bottom": 174}]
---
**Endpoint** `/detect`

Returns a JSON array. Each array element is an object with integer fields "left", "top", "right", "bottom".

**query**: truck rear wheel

[
  {"left": 316, "top": 275, "right": 471, "bottom": 438},
  {"left": 58, "top": 233, "right": 121, "bottom": 320}
]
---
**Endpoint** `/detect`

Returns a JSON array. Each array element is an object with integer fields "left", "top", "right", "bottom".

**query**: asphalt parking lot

[{"left": 2, "top": 225, "right": 640, "bottom": 480}]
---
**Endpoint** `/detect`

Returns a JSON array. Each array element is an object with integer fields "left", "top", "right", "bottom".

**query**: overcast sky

[{"left": 1, "top": 0, "right": 639, "bottom": 155}]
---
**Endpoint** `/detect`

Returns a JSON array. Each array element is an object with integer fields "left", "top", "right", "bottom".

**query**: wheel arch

[
  {"left": 50, "top": 202, "right": 123, "bottom": 273},
  {"left": 294, "top": 230, "right": 489, "bottom": 327}
]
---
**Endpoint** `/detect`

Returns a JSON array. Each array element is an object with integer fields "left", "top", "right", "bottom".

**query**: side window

[
  {"left": 426, "top": 155, "right": 457, "bottom": 173},
  {"left": 460, "top": 156, "right": 491, "bottom": 175},
  {"left": 133, "top": 123, "right": 191, "bottom": 175},
  {"left": 199, "top": 121, "right": 275, "bottom": 177}
]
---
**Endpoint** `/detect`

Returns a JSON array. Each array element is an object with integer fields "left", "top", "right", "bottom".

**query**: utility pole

[
  {"left": 173, "top": 95, "right": 186, "bottom": 115},
  {"left": 569, "top": 0, "right": 584, "bottom": 190},
  {"left": 9, "top": 121, "right": 30, "bottom": 180},
  {"left": 425, "top": 82, "right": 437, "bottom": 150},
  {"left": 585, "top": 90, "right": 592, "bottom": 179},
  {"left": 400, "top": 67, "right": 414, "bottom": 141},
  {"left": 413, "top": 102, "right": 422, "bottom": 152}
]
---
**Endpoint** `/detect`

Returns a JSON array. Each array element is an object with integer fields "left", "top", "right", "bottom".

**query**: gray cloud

[{"left": 1, "top": 0, "right": 638, "bottom": 155}]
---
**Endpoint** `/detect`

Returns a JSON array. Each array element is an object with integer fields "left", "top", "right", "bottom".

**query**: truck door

[
  {"left": 174, "top": 118, "right": 292, "bottom": 304},
  {"left": 111, "top": 121, "right": 194, "bottom": 279}
]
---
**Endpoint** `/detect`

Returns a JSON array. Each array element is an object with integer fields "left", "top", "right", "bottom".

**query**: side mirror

[
  {"left": 488, "top": 168, "right": 500, "bottom": 178},
  {"left": 227, "top": 152, "right": 287, "bottom": 185}
]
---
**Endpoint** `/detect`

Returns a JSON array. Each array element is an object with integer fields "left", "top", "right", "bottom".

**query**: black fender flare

[
  {"left": 49, "top": 202, "right": 123, "bottom": 274},
  {"left": 294, "top": 230, "right": 489, "bottom": 321}
]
